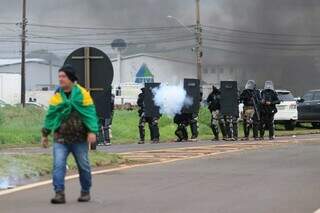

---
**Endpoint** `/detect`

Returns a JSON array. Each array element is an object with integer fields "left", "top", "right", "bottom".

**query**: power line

[
  {"left": 28, "top": 23, "right": 194, "bottom": 31},
  {"left": 204, "top": 25, "right": 320, "bottom": 39},
  {"left": 203, "top": 36, "right": 320, "bottom": 47}
]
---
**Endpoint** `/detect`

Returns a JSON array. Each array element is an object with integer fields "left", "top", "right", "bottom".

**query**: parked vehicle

[
  {"left": 297, "top": 89, "right": 320, "bottom": 128},
  {"left": 274, "top": 90, "right": 298, "bottom": 130}
]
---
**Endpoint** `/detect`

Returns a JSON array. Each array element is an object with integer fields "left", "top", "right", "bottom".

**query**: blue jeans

[{"left": 52, "top": 141, "right": 92, "bottom": 193}]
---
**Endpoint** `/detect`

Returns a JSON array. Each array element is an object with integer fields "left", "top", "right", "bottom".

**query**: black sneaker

[
  {"left": 78, "top": 191, "right": 91, "bottom": 202},
  {"left": 51, "top": 191, "right": 66, "bottom": 204}
]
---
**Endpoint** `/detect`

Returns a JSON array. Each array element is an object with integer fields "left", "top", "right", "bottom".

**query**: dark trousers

[
  {"left": 175, "top": 123, "right": 188, "bottom": 141},
  {"left": 260, "top": 113, "right": 275, "bottom": 138},
  {"left": 138, "top": 116, "right": 160, "bottom": 141},
  {"left": 189, "top": 114, "right": 199, "bottom": 138},
  {"left": 98, "top": 117, "right": 113, "bottom": 144}
]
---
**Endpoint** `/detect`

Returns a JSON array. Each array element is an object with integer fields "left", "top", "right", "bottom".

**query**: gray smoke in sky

[
  {"left": 153, "top": 83, "right": 193, "bottom": 117},
  {"left": 1, "top": 0, "right": 320, "bottom": 95}
]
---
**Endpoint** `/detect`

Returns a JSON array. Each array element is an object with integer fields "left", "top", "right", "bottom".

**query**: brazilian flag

[{"left": 43, "top": 84, "right": 99, "bottom": 133}]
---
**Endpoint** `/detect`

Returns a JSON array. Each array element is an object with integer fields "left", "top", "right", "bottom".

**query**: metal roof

[{"left": 0, "top": 58, "right": 59, "bottom": 68}]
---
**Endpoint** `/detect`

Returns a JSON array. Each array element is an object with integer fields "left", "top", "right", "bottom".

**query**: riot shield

[
  {"left": 182, "top": 79, "right": 200, "bottom": 114},
  {"left": 144, "top": 83, "right": 161, "bottom": 117},
  {"left": 220, "top": 81, "right": 239, "bottom": 117}
]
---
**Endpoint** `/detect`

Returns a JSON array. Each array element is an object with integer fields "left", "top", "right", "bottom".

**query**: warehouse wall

[{"left": 0, "top": 63, "right": 59, "bottom": 90}]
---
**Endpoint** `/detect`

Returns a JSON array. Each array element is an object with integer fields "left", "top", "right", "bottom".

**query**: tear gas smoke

[{"left": 152, "top": 83, "right": 193, "bottom": 117}]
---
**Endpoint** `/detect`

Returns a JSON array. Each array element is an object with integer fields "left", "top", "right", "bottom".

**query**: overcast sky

[
  {"left": 1, "top": 0, "right": 320, "bottom": 94},
  {"left": 1, "top": 0, "right": 320, "bottom": 53},
  {"left": 1, "top": 0, "right": 319, "bottom": 31}
]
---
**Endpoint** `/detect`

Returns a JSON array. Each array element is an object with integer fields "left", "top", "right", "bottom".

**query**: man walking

[{"left": 41, "top": 65, "right": 98, "bottom": 204}]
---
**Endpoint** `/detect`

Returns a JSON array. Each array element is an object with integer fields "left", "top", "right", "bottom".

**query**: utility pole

[
  {"left": 20, "top": 0, "right": 27, "bottom": 107},
  {"left": 195, "top": 0, "right": 203, "bottom": 82}
]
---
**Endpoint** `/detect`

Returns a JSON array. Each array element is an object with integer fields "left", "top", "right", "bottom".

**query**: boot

[
  {"left": 151, "top": 138, "right": 160, "bottom": 144},
  {"left": 243, "top": 121, "right": 249, "bottom": 139},
  {"left": 78, "top": 191, "right": 91, "bottom": 202},
  {"left": 211, "top": 125, "right": 219, "bottom": 141},
  {"left": 150, "top": 122, "right": 160, "bottom": 143},
  {"left": 269, "top": 127, "right": 275, "bottom": 141},
  {"left": 51, "top": 191, "right": 66, "bottom": 204},
  {"left": 138, "top": 126, "right": 145, "bottom": 144},
  {"left": 190, "top": 135, "right": 198, "bottom": 142}
]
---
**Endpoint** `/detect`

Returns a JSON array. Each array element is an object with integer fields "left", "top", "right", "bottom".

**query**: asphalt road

[
  {"left": 2, "top": 134, "right": 317, "bottom": 155},
  {"left": 1, "top": 139, "right": 320, "bottom": 213}
]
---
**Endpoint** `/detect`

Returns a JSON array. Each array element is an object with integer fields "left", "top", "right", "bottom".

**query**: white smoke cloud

[{"left": 152, "top": 83, "right": 193, "bottom": 117}]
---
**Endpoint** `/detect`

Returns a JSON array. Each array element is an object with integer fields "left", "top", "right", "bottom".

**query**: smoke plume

[{"left": 152, "top": 83, "right": 193, "bottom": 117}]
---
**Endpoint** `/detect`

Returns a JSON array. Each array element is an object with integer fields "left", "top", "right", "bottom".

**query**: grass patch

[
  {"left": 0, "top": 106, "right": 319, "bottom": 148},
  {"left": 0, "top": 106, "right": 45, "bottom": 147}
]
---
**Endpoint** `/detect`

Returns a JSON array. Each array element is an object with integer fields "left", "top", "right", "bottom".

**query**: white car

[
  {"left": 274, "top": 90, "right": 298, "bottom": 130},
  {"left": 238, "top": 90, "right": 297, "bottom": 130}
]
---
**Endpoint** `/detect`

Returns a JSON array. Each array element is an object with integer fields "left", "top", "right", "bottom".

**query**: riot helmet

[
  {"left": 245, "top": 80, "right": 256, "bottom": 90},
  {"left": 264, "top": 81, "right": 274, "bottom": 90}
]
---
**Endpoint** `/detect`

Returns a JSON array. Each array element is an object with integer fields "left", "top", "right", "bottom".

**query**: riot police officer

[
  {"left": 240, "top": 80, "right": 261, "bottom": 140},
  {"left": 97, "top": 92, "right": 115, "bottom": 146},
  {"left": 137, "top": 88, "right": 160, "bottom": 144},
  {"left": 102, "top": 93, "right": 115, "bottom": 145},
  {"left": 188, "top": 90, "right": 203, "bottom": 141},
  {"left": 206, "top": 85, "right": 227, "bottom": 141},
  {"left": 260, "top": 81, "right": 280, "bottom": 140}
]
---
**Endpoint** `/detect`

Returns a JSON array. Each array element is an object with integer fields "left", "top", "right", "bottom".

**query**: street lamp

[
  {"left": 167, "top": 14, "right": 203, "bottom": 81},
  {"left": 167, "top": 15, "right": 195, "bottom": 34}
]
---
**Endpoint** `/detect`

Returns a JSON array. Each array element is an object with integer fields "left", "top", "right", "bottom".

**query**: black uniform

[
  {"left": 189, "top": 91, "right": 203, "bottom": 140},
  {"left": 174, "top": 113, "right": 192, "bottom": 142},
  {"left": 206, "top": 87, "right": 227, "bottom": 140},
  {"left": 98, "top": 94, "right": 115, "bottom": 146},
  {"left": 174, "top": 90, "right": 202, "bottom": 142},
  {"left": 240, "top": 88, "right": 261, "bottom": 139},
  {"left": 260, "top": 89, "right": 280, "bottom": 140},
  {"left": 224, "top": 113, "right": 239, "bottom": 141},
  {"left": 137, "top": 90, "right": 160, "bottom": 144}
]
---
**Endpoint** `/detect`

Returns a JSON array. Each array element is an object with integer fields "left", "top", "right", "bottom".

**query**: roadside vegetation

[{"left": 0, "top": 106, "right": 319, "bottom": 148}]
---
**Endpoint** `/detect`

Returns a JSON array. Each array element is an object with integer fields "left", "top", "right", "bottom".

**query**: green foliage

[
  {"left": 0, "top": 106, "right": 45, "bottom": 147},
  {"left": 0, "top": 109, "right": 4, "bottom": 127},
  {"left": 0, "top": 106, "right": 319, "bottom": 147}
]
